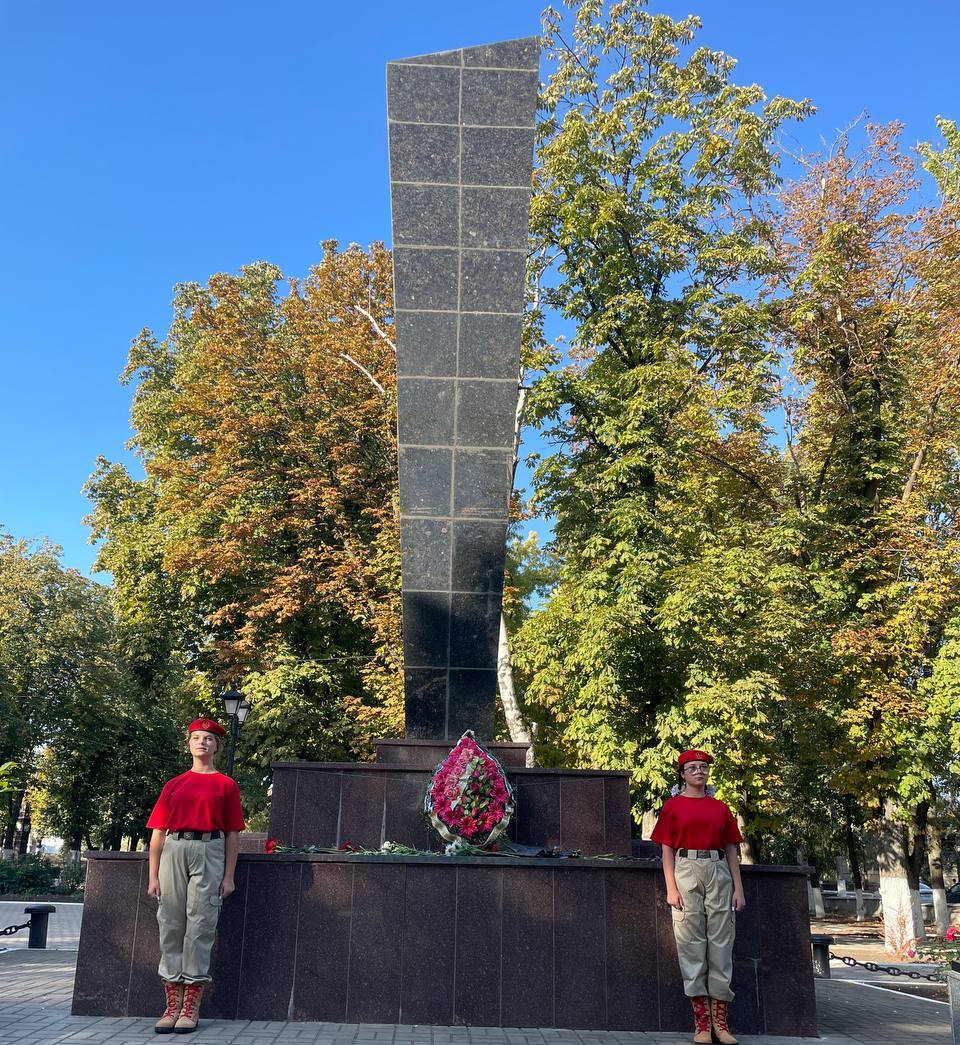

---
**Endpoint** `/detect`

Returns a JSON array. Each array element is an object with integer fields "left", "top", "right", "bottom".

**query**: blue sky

[{"left": 1, "top": 1, "right": 957, "bottom": 575}]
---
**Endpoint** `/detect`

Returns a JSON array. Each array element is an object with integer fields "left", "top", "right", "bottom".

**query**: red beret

[
  {"left": 188, "top": 718, "right": 226, "bottom": 738},
  {"left": 678, "top": 749, "right": 713, "bottom": 768}
]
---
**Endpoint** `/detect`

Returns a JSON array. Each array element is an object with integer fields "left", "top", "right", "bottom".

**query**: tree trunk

[
  {"left": 497, "top": 613, "right": 536, "bottom": 767},
  {"left": 735, "top": 814, "right": 759, "bottom": 864},
  {"left": 3, "top": 790, "right": 23, "bottom": 850},
  {"left": 804, "top": 850, "right": 826, "bottom": 917},
  {"left": 797, "top": 849, "right": 819, "bottom": 916},
  {"left": 844, "top": 799, "right": 866, "bottom": 921},
  {"left": 16, "top": 799, "right": 31, "bottom": 856},
  {"left": 878, "top": 796, "right": 927, "bottom": 954},
  {"left": 928, "top": 819, "right": 951, "bottom": 937},
  {"left": 496, "top": 377, "right": 538, "bottom": 771}
]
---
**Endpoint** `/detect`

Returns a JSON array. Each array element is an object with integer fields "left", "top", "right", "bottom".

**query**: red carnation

[{"left": 264, "top": 838, "right": 278, "bottom": 854}]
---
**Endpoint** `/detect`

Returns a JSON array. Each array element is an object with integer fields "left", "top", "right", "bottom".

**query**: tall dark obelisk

[{"left": 387, "top": 39, "right": 538, "bottom": 740}]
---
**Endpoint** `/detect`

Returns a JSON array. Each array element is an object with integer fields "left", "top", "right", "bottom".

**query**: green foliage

[
  {"left": 0, "top": 763, "right": 17, "bottom": 794},
  {"left": 503, "top": 528, "right": 559, "bottom": 634},
  {"left": 5, "top": 3, "right": 957, "bottom": 874},
  {"left": 515, "top": 0, "right": 813, "bottom": 830},
  {"left": 919, "top": 116, "right": 960, "bottom": 199},
  {"left": 516, "top": 3, "right": 960, "bottom": 870},
  {"left": 233, "top": 653, "right": 373, "bottom": 819},
  {"left": 0, "top": 855, "right": 58, "bottom": 895},
  {"left": 57, "top": 856, "right": 86, "bottom": 894},
  {"left": 0, "top": 534, "right": 160, "bottom": 849}
]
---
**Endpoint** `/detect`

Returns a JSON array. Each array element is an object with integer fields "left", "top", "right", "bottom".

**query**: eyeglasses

[{"left": 682, "top": 764, "right": 710, "bottom": 772}]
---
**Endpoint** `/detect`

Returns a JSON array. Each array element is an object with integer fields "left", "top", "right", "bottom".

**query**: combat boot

[
  {"left": 691, "top": 995, "right": 711, "bottom": 1043},
  {"left": 173, "top": 983, "right": 205, "bottom": 1034},
  {"left": 154, "top": 981, "right": 183, "bottom": 1034},
  {"left": 710, "top": 997, "right": 738, "bottom": 1044}
]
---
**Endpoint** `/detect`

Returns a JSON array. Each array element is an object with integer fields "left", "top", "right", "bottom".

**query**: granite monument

[{"left": 390, "top": 38, "right": 538, "bottom": 741}]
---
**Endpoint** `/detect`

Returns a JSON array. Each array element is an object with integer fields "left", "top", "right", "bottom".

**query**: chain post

[{"left": 829, "top": 950, "right": 943, "bottom": 983}]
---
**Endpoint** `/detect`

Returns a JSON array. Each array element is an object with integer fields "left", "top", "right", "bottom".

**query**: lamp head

[{"left": 221, "top": 684, "right": 243, "bottom": 718}]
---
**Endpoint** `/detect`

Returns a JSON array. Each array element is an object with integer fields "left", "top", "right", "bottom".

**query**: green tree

[
  {"left": 514, "top": 0, "right": 812, "bottom": 830},
  {"left": 0, "top": 535, "right": 130, "bottom": 851}
]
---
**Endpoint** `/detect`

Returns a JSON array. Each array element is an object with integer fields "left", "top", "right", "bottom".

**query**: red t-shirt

[
  {"left": 146, "top": 770, "right": 246, "bottom": 832},
  {"left": 650, "top": 795, "right": 743, "bottom": 850}
]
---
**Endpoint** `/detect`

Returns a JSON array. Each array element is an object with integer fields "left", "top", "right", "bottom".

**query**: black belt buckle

[{"left": 175, "top": 830, "right": 222, "bottom": 841}]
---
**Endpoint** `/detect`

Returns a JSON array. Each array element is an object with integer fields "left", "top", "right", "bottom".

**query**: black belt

[
  {"left": 172, "top": 830, "right": 222, "bottom": 841},
  {"left": 677, "top": 848, "right": 723, "bottom": 858}
]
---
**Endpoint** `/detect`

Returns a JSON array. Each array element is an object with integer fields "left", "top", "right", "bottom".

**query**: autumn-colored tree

[
  {"left": 766, "top": 123, "right": 960, "bottom": 948},
  {"left": 86, "top": 243, "right": 402, "bottom": 814}
]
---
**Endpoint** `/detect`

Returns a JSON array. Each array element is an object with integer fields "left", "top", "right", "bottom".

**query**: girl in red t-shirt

[
  {"left": 145, "top": 718, "right": 246, "bottom": 1034},
  {"left": 651, "top": 750, "right": 744, "bottom": 1044}
]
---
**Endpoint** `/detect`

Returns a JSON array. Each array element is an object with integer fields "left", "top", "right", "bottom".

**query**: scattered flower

[{"left": 264, "top": 838, "right": 278, "bottom": 855}]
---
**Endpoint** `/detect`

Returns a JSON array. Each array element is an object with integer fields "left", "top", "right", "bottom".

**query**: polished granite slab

[
  {"left": 73, "top": 852, "right": 817, "bottom": 1037},
  {"left": 389, "top": 38, "right": 538, "bottom": 741}
]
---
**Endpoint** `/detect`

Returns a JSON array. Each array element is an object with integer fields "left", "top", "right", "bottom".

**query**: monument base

[
  {"left": 73, "top": 851, "right": 817, "bottom": 1036},
  {"left": 373, "top": 738, "right": 530, "bottom": 769},
  {"left": 267, "top": 759, "right": 632, "bottom": 856}
]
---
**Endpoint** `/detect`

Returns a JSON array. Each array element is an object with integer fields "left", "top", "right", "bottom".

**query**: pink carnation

[{"left": 425, "top": 735, "right": 515, "bottom": 846}]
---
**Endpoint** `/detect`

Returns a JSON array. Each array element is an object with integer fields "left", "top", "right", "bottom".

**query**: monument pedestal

[
  {"left": 73, "top": 739, "right": 818, "bottom": 1035},
  {"left": 267, "top": 743, "right": 632, "bottom": 856},
  {"left": 373, "top": 738, "right": 530, "bottom": 769},
  {"left": 73, "top": 850, "right": 817, "bottom": 1035}
]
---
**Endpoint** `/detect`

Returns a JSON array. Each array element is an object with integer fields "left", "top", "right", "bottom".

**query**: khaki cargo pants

[
  {"left": 157, "top": 835, "right": 224, "bottom": 984},
  {"left": 671, "top": 852, "right": 735, "bottom": 1000}
]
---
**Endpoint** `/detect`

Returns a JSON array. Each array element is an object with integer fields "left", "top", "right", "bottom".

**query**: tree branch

[
  {"left": 339, "top": 353, "right": 386, "bottom": 395},
  {"left": 352, "top": 306, "right": 396, "bottom": 353}
]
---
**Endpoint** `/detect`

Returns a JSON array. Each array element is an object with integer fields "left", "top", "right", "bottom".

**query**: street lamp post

[{"left": 221, "top": 685, "right": 251, "bottom": 778}]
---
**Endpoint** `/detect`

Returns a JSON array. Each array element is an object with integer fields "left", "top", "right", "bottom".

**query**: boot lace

[
  {"left": 162, "top": 983, "right": 182, "bottom": 1018},
  {"left": 693, "top": 996, "right": 711, "bottom": 1032},
  {"left": 180, "top": 985, "right": 202, "bottom": 1019},
  {"left": 711, "top": 998, "right": 730, "bottom": 1031}
]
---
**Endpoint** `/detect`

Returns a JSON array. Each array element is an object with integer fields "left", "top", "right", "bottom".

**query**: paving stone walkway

[
  {"left": 0, "top": 948, "right": 953, "bottom": 1045},
  {"left": 0, "top": 900, "right": 82, "bottom": 951}
]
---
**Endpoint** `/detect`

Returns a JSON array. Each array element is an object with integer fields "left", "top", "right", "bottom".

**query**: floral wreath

[{"left": 423, "top": 731, "right": 515, "bottom": 847}]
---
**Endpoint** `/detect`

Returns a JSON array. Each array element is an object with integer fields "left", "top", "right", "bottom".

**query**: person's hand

[
  {"left": 732, "top": 888, "right": 746, "bottom": 912},
  {"left": 147, "top": 876, "right": 161, "bottom": 899},
  {"left": 219, "top": 877, "right": 235, "bottom": 899},
  {"left": 666, "top": 887, "right": 684, "bottom": 910}
]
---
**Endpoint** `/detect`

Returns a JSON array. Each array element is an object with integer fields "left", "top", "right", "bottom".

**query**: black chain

[
  {"left": 829, "top": 951, "right": 943, "bottom": 982},
  {"left": 0, "top": 921, "right": 29, "bottom": 937}
]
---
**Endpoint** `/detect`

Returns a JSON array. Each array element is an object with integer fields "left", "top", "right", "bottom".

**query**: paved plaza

[
  {"left": 0, "top": 901, "right": 82, "bottom": 951},
  {"left": 0, "top": 903, "right": 953, "bottom": 1045}
]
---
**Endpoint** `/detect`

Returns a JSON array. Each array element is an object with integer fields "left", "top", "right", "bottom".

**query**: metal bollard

[
  {"left": 24, "top": 904, "right": 56, "bottom": 949},
  {"left": 811, "top": 933, "right": 834, "bottom": 978}
]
